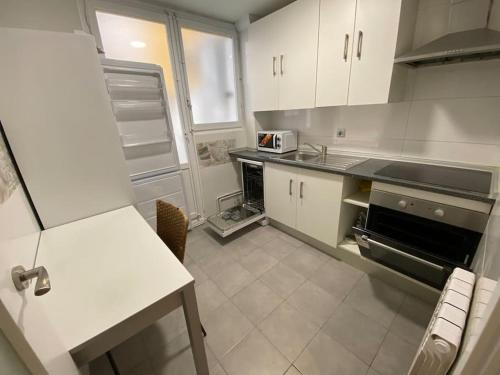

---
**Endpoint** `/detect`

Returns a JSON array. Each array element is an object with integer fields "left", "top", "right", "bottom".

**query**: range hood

[{"left": 396, "top": 0, "right": 500, "bottom": 67}]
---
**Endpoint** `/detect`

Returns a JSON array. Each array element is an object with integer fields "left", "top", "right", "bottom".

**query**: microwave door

[{"left": 258, "top": 133, "right": 275, "bottom": 149}]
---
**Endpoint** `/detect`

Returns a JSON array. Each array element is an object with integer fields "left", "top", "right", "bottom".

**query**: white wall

[
  {"left": 0, "top": 0, "right": 83, "bottom": 32},
  {"left": 241, "top": 0, "right": 500, "bottom": 168}
]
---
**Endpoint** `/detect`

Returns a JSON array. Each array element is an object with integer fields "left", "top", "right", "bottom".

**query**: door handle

[
  {"left": 289, "top": 179, "right": 293, "bottom": 196},
  {"left": 299, "top": 181, "right": 304, "bottom": 199},
  {"left": 273, "top": 56, "right": 277, "bottom": 76},
  {"left": 366, "top": 238, "right": 444, "bottom": 271},
  {"left": 356, "top": 30, "right": 363, "bottom": 59},
  {"left": 280, "top": 54, "right": 284, "bottom": 75},
  {"left": 343, "top": 34, "right": 349, "bottom": 61}
]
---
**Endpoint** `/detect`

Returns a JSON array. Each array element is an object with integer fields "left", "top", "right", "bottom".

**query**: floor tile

[
  {"left": 185, "top": 262, "right": 209, "bottom": 284},
  {"left": 110, "top": 333, "right": 147, "bottom": 373},
  {"left": 260, "top": 263, "right": 306, "bottom": 299},
  {"left": 240, "top": 248, "right": 279, "bottom": 277},
  {"left": 212, "top": 261, "right": 255, "bottom": 297},
  {"left": 221, "top": 329, "right": 290, "bottom": 375},
  {"left": 309, "top": 258, "right": 364, "bottom": 299},
  {"left": 287, "top": 281, "right": 342, "bottom": 326},
  {"left": 322, "top": 303, "right": 388, "bottom": 365},
  {"left": 204, "top": 301, "right": 254, "bottom": 360},
  {"left": 195, "top": 279, "right": 228, "bottom": 320},
  {"left": 345, "top": 275, "right": 405, "bottom": 328},
  {"left": 141, "top": 307, "right": 187, "bottom": 354},
  {"left": 198, "top": 251, "right": 236, "bottom": 276},
  {"left": 211, "top": 363, "right": 228, "bottom": 375},
  {"left": 295, "top": 243, "right": 331, "bottom": 262},
  {"left": 245, "top": 225, "right": 282, "bottom": 246},
  {"left": 150, "top": 331, "right": 197, "bottom": 375},
  {"left": 372, "top": 332, "right": 418, "bottom": 375},
  {"left": 261, "top": 238, "right": 296, "bottom": 260},
  {"left": 232, "top": 280, "right": 284, "bottom": 324},
  {"left": 278, "top": 232, "right": 304, "bottom": 247},
  {"left": 389, "top": 295, "right": 434, "bottom": 346},
  {"left": 284, "top": 366, "right": 303, "bottom": 375},
  {"left": 281, "top": 249, "right": 325, "bottom": 278},
  {"left": 187, "top": 237, "right": 221, "bottom": 262},
  {"left": 295, "top": 331, "right": 369, "bottom": 375},
  {"left": 221, "top": 236, "right": 258, "bottom": 260},
  {"left": 259, "top": 302, "right": 319, "bottom": 362}
]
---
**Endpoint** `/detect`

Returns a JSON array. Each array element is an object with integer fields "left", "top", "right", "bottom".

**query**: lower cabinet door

[
  {"left": 296, "top": 168, "right": 343, "bottom": 247},
  {"left": 264, "top": 163, "right": 297, "bottom": 229}
]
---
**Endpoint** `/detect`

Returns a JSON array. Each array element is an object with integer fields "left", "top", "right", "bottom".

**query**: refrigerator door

[
  {"left": 102, "top": 59, "right": 180, "bottom": 180},
  {"left": 0, "top": 29, "right": 134, "bottom": 228}
]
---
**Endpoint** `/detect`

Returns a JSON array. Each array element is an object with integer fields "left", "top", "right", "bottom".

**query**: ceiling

[{"left": 142, "top": 0, "right": 294, "bottom": 22}]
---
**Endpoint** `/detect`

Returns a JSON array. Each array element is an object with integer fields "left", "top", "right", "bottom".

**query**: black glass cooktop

[{"left": 375, "top": 162, "right": 492, "bottom": 194}]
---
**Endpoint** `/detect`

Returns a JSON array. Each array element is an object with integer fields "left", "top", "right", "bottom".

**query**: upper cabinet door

[
  {"left": 248, "top": 15, "right": 280, "bottom": 111},
  {"left": 316, "top": 0, "right": 357, "bottom": 107},
  {"left": 348, "top": 0, "right": 402, "bottom": 105},
  {"left": 276, "top": 0, "right": 320, "bottom": 110}
]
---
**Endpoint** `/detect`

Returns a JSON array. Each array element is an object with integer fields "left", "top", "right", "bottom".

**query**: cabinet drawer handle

[
  {"left": 289, "top": 179, "right": 293, "bottom": 196},
  {"left": 280, "top": 54, "right": 284, "bottom": 75},
  {"left": 356, "top": 30, "right": 363, "bottom": 59},
  {"left": 272, "top": 56, "right": 277, "bottom": 76},
  {"left": 343, "top": 34, "right": 349, "bottom": 61},
  {"left": 299, "top": 181, "right": 304, "bottom": 199}
]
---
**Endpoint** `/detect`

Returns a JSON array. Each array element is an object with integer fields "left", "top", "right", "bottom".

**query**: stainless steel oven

[{"left": 354, "top": 189, "right": 489, "bottom": 289}]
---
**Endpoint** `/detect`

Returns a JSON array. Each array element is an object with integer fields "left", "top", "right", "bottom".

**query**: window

[
  {"left": 95, "top": 11, "right": 188, "bottom": 165},
  {"left": 180, "top": 27, "right": 239, "bottom": 125}
]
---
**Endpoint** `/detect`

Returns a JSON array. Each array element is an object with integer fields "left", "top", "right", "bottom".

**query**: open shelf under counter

[
  {"left": 337, "top": 238, "right": 361, "bottom": 256},
  {"left": 343, "top": 191, "right": 370, "bottom": 208}
]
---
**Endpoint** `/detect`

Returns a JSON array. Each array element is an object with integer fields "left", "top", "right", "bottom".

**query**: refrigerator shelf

[{"left": 111, "top": 100, "right": 165, "bottom": 121}]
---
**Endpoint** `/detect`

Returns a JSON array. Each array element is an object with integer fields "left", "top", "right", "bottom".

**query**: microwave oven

[{"left": 257, "top": 130, "right": 297, "bottom": 153}]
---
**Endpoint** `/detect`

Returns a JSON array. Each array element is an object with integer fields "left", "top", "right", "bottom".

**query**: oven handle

[
  {"left": 362, "top": 236, "right": 445, "bottom": 271},
  {"left": 237, "top": 158, "right": 263, "bottom": 167}
]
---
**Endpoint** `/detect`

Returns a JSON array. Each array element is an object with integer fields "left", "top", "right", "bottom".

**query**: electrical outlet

[{"left": 336, "top": 128, "right": 346, "bottom": 138}]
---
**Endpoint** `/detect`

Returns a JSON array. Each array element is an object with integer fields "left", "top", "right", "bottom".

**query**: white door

[
  {"left": 348, "top": 0, "right": 402, "bottom": 105},
  {"left": 296, "top": 169, "right": 344, "bottom": 247},
  {"left": 0, "top": 134, "right": 79, "bottom": 374},
  {"left": 264, "top": 164, "right": 297, "bottom": 228},
  {"left": 276, "top": 0, "right": 320, "bottom": 110},
  {"left": 248, "top": 14, "right": 280, "bottom": 111},
  {"left": 316, "top": 0, "right": 357, "bottom": 107}
]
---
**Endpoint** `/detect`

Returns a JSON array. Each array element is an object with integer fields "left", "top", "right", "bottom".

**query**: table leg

[{"left": 182, "top": 283, "right": 209, "bottom": 375}]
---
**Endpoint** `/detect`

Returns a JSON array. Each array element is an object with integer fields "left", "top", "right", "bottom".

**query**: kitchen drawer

[
  {"left": 135, "top": 192, "right": 186, "bottom": 218},
  {"left": 133, "top": 173, "right": 183, "bottom": 203}
]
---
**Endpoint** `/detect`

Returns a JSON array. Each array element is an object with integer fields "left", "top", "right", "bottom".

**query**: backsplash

[{"left": 255, "top": 59, "right": 500, "bottom": 167}]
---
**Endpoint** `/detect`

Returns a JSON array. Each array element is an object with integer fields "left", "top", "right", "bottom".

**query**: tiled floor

[{"left": 88, "top": 224, "right": 435, "bottom": 375}]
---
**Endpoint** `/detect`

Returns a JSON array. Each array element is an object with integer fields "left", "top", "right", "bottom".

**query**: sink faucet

[{"left": 304, "top": 143, "right": 328, "bottom": 157}]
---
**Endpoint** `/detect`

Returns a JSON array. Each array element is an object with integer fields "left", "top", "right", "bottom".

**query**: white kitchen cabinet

[
  {"left": 316, "top": 0, "right": 357, "bottom": 107},
  {"left": 316, "top": 0, "right": 417, "bottom": 107},
  {"left": 248, "top": 0, "right": 320, "bottom": 111},
  {"left": 264, "top": 163, "right": 297, "bottom": 228},
  {"left": 296, "top": 168, "right": 343, "bottom": 247},
  {"left": 264, "top": 163, "right": 344, "bottom": 247}
]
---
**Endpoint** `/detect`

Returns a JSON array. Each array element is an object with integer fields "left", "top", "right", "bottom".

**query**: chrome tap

[
  {"left": 12, "top": 265, "right": 51, "bottom": 296},
  {"left": 304, "top": 143, "right": 328, "bottom": 157}
]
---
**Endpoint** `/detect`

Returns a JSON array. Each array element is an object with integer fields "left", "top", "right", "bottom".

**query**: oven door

[{"left": 354, "top": 228, "right": 453, "bottom": 289}]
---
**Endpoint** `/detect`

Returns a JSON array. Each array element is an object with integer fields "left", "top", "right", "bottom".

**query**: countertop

[{"left": 229, "top": 148, "right": 497, "bottom": 204}]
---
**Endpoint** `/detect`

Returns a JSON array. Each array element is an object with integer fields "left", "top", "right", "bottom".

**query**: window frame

[{"left": 173, "top": 16, "right": 245, "bottom": 132}]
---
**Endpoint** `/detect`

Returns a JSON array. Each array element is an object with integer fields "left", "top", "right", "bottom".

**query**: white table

[{"left": 35, "top": 206, "right": 208, "bottom": 374}]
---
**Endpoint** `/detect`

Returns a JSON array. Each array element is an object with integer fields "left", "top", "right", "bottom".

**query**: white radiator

[{"left": 408, "top": 268, "right": 475, "bottom": 375}]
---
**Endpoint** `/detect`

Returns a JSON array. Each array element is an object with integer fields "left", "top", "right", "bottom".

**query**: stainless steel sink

[
  {"left": 280, "top": 152, "right": 318, "bottom": 162},
  {"left": 276, "top": 152, "right": 367, "bottom": 170}
]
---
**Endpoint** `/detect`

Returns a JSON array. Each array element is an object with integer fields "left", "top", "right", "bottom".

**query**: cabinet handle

[
  {"left": 299, "top": 181, "right": 304, "bottom": 199},
  {"left": 280, "top": 54, "right": 284, "bottom": 75},
  {"left": 343, "top": 34, "right": 349, "bottom": 61},
  {"left": 272, "top": 56, "right": 277, "bottom": 76},
  {"left": 289, "top": 179, "right": 293, "bottom": 196},
  {"left": 356, "top": 30, "right": 363, "bottom": 59}
]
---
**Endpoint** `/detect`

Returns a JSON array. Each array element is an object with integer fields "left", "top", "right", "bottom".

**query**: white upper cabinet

[
  {"left": 316, "top": 0, "right": 357, "bottom": 107},
  {"left": 348, "top": 0, "right": 405, "bottom": 105},
  {"left": 248, "top": 0, "right": 320, "bottom": 111}
]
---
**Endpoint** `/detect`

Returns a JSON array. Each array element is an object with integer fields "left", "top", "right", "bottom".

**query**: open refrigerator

[{"left": 101, "top": 58, "right": 188, "bottom": 229}]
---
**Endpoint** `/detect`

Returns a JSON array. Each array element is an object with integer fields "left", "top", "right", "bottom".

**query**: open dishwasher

[{"left": 207, "top": 158, "right": 267, "bottom": 237}]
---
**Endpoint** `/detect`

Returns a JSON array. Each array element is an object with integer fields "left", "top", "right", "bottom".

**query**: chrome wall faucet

[
  {"left": 12, "top": 265, "right": 51, "bottom": 296},
  {"left": 303, "top": 142, "right": 328, "bottom": 156}
]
